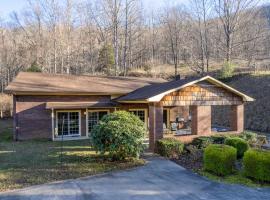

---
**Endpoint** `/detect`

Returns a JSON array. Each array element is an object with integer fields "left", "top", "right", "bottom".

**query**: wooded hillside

[{"left": 1, "top": 0, "right": 270, "bottom": 92}]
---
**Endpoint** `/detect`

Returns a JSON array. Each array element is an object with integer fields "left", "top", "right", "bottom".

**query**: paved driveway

[{"left": 0, "top": 157, "right": 269, "bottom": 200}]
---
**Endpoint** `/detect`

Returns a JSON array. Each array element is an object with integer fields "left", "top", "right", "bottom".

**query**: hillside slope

[{"left": 213, "top": 74, "right": 270, "bottom": 132}]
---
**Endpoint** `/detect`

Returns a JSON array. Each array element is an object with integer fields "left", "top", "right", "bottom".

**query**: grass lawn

[
  {"left": 0, "top": 119, "right": 144, "bottom": 192},
  {"left": 198, "top": 170, "right": 270, "bottom": 188}
]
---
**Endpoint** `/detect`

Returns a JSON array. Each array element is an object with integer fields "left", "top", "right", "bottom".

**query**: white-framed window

[
  {"left": 56, "top": 110, "right": 81, "bottom": 137},
  {"left": 87, "top": 110, "right": 109, "bottom": 135},
  {"left": 129, "top": 109, "right": 148, "bottom": 126}
]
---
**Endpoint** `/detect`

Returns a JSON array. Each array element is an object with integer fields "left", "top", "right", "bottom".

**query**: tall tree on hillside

[
  {"left": 214, "top": 0, "right": 261, "bottom": 62},
  {"left": 41, "top": 0, "right": 60, "bottom": 73},
  {"left": 161, "top": 6, "right": 187, "bottom": 79},
  {"left": 190, "top": 0, "right": 212, "bottom": 73},
  {"left": 122, "top": 0, "right": 139, "bottom": 76}
]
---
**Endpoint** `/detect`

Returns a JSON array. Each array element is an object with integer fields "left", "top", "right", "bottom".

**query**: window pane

[
  {"left": 88, "top": 112, "right": 98, "bottom": 134},
  {"left": 69, "top": 112, "right": 79, "bottom": 135},
  {"left": 57, "top": 112, "right": 69, "bottom": 136},
  {"left": 57, "top": 112, "right": 80, "bottom": 136},
  {"left": 129, "top": 110, "right": 145, "bottom": 123},
  {"left": 137, "top": 110, "right": 145, "bottom": 122},
  {"left": 88, "top": 111, "right": 108, "bottom": 134}
]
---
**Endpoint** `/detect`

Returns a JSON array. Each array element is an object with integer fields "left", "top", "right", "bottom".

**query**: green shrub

[
  {"left": 240, "top": 131, "right": 257, "bottom": 143},
  {"left": 91, "top": 111, "right": 146, "bottom": 160},
  {"left": 243, "top": 149, "right": 270, "bottom": 182},
  {"left": 156, "top": 138, "right": 184, "bottom": 158},
  {"left": 225, "top": 137, "right": 249, "bottom": 158},
  {"left": 240, "top": 131, "right": 268, "bottom": 148},
  {"left": 26, "top": 62, "right": 42, "bottom": 72},
  {"left": 191, "top": 137, "right": 213, "bottom": 149},
  {"left": 203, "top": 144, "right": 237, "bottom": 176},
  {"left": 210, "top": 135, "right": 227, "bottom": 144},
  {"left": 219, "top": 61, "right": 235, "bottom": 79},
  {"left": 191, "top": 135, "right": 227, "bottom": 149}
]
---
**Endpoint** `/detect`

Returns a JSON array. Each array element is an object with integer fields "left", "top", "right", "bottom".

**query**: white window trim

[
  {"left": 129, "top": 108, "right": 148, "bottom": 127},
  {"left": 55, "top": 110, "right": 81, "bottom": 137},
  {"left": 86, "top": 109, "right": 110, "bottom": 136}
]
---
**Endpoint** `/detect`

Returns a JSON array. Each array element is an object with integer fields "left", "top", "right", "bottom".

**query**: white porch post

[{"left": 51, "top": 108, "right": 55, "bottom": 141}]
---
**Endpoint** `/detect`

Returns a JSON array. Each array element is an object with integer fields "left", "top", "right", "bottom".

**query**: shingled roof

[
  {"left": 116, "top": 76, "right": 254, "bottom": 102},
  {"left": 5, "top": 72, "right": 166, "bottom": 94},
  {"left": 6, "top": 72, "right": 254, "bottom": 102}
]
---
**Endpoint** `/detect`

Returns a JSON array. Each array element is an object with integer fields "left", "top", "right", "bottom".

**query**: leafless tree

[{"left": 214, "top": 0, "right": 261, "bottom": 62}]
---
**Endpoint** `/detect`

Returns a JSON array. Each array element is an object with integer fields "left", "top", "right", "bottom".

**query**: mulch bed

[{"left": 172, "top": 149, "right": 203, "bottom": 171}]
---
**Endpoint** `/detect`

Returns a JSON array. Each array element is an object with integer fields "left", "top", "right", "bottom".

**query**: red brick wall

[
  {"left": 149, "top": 103, "right": 163, "bottom": 151},
  {"left": 230, "top": 105, "right": 244, "bottom": 133},
  {"left": 191, "top": 105, "right": 211, "bottom": 136},
  {"left": 14, "top": 95, "right": 111, "bottom": 140}
]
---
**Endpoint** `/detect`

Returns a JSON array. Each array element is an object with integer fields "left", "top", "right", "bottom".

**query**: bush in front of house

[
  {"left": 225, "top": 137, "right": 249, "bottom": 158},
  {"left": 191, "top": 136, "right": 213, "bottom": 149},
  {"left": 241, "top": 131, "right": 268, "bottom": 148},
  {"left": 191, "top": 135, "right": 228, "bottom": 149},
  {"left": 240, "top": 131, "right": 257, "bottom": 143},
  {"left": 156, "top": 138, "right": 184, "bottom": 159},
  {"left": 203, "top": 144, "right": 237, "bottom": 176},
  {"left": 91, "top": 111, "right": 146, "bottom": 161},
  {"left": 243, "top": 149, "right": 270, "bottom": 182}
]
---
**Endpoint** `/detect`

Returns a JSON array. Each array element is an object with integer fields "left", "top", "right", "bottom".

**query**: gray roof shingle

[
  {"left": 116, "top": 77, "right": 199, "bottom": 101},
  {"left": 5, "top": 72, "right": 166, "bottom": 94}
]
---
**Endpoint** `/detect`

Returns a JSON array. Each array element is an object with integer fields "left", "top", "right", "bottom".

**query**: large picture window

[
  {"left": 87, "top": 110, "right": 109, "bottom": 134},
  {"left": 56, "top": 111, "right": 80, "bottom": 137}
]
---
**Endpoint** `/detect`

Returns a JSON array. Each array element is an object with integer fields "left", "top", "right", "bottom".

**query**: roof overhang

[
  {"left": 115, "top": 100, "right": 149, "bottom": 103},
  {"left": 5, "top": 91, "right": 126, "bottom": 96},
  {"left": 46, "top": 102, "right": 119, "bottom": 109},
  {"left": 147, "top": 76, "right": 254, "bottom": 102}
]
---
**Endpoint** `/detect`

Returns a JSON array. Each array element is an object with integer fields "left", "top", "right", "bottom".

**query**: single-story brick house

[{"left": 5, "top": 72, "right": 254, "bottom": 151}]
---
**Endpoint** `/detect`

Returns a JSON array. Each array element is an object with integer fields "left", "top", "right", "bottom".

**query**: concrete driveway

[{"left": 0, "top": 157, "right": 270, "bottom": 200}]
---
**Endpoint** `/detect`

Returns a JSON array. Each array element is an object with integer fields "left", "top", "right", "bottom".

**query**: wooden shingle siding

[{"left": 161, "top": 83, "right": 243, "bottom": 106}]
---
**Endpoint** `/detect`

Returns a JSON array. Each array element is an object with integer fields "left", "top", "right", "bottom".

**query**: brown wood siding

[
  {"left": 15, "top": 95, "right": 111, "bottom": 140},
  {"left": 161, "top": 82, "right": 243, "bottom": 106},
  {"left": 118, "top": 103, "right": 148, "bottom": 111}
]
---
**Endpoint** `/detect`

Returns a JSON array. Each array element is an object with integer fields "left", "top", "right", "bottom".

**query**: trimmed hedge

[
  {"left": 203, "top": 144, "right": 237, "bottom": 176},
  {"left": 156, "top": 138, "right": 184, "bottom": 158},
  {"left": 243, "top": 149, "right": 270, "bottom": 182},
  {"left": 225, "top": 137, "right": 249, "bottom": 158}
]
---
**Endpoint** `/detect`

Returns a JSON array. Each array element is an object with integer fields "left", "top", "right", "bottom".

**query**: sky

[{"left": 0, "top": 0, "right": 187, "bottom": 20}]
